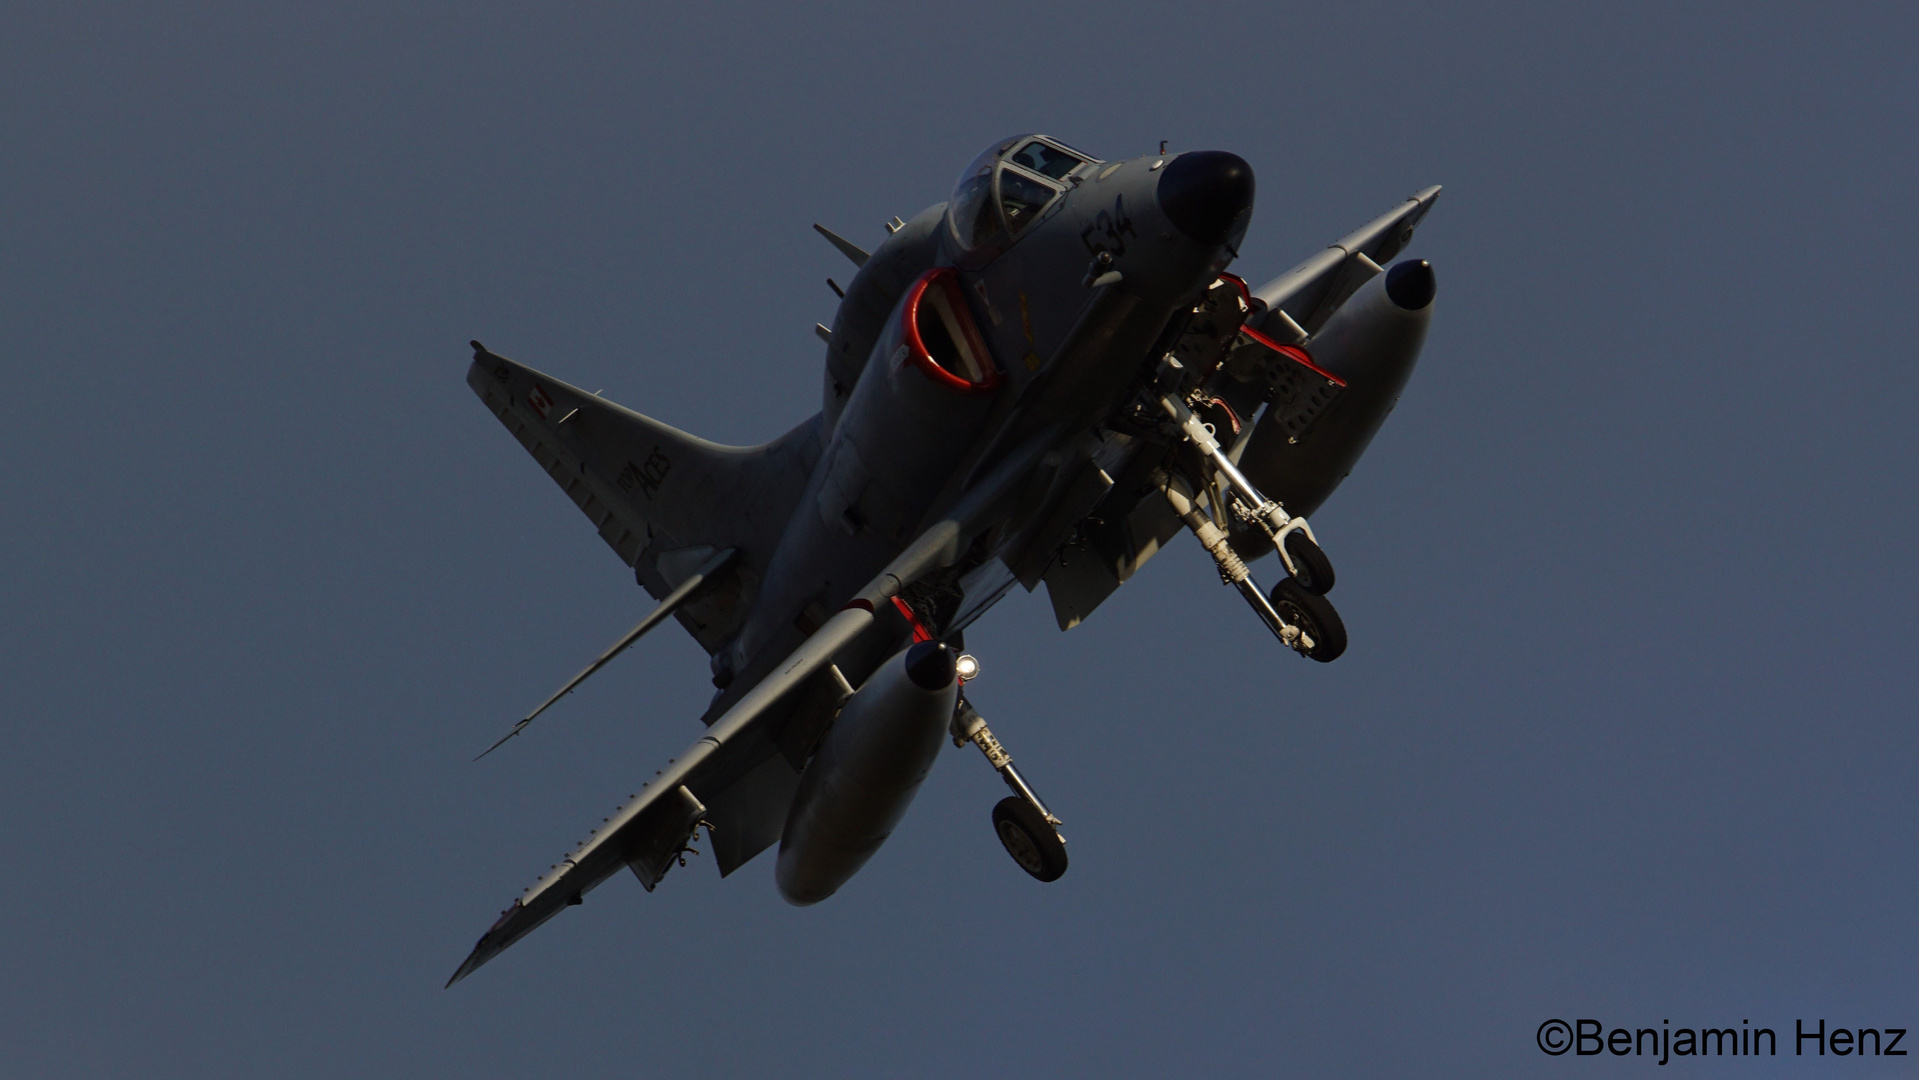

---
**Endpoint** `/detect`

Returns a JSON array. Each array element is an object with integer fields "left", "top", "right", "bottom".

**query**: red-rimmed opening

[
  {"left": 901, "top": 269, "right": 1004, "bottom": 395},
  {"left": 1217, "top": 272, "right": 1254, "bottom": 304},
  {"left": 1239, "top": 323, "right": 1347, "bottom": 388},
  {"left": 1215, "top": 272, "right": 1348, "bottom": 387},
  {"left": 890, "top": 596, "right": 936, "bottom": 643}
]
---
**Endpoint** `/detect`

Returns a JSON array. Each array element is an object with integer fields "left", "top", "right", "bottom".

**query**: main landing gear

[
  {"left": 1153, "top": 370, "right": 1348, "bottom": 661},
  {"left": 992, "top": 797, "right": 1066, "bottom": 882},
  {"left": 951, "top": 672, "right": 1068, "bottom": 882},
  {"left": 1269, "top": 578, "right": 1346, "bottom": 662}
]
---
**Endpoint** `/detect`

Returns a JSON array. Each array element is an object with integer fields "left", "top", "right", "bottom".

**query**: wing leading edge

[
  {"left": 447, "top": 438, "right": 1051, "bottom": 986},
  {"left": 1249, "top": 185, "right": 1441, "bottom": 341}
]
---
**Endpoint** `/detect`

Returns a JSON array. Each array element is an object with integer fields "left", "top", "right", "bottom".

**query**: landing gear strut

[
  {"left": 1153, "top": 373, "right": 1349, "bottom": 658},
  {"left": 952, "top": 690, "right": 1068, "bottom": 882}
]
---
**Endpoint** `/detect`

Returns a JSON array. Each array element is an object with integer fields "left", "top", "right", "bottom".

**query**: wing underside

[{"left": 448, "top": 436, "right": 1053, "bottom": 986}]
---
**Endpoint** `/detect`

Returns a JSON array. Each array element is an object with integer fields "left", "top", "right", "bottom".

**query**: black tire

[
  {"left": 991, "top": 796, "right": 1068, "bottom": 882},
  {"left": 1269, "top": 578, "right": 1347, "bottom": 662},
  {"left": 1194, "top": 398, "right": 1241, "bottom": 442},
  {"left": 1283, "top": 531, "right": 1335, "bottom": 594}
]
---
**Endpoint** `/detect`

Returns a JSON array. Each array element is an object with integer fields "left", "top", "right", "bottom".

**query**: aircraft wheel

[
  {"left": 992, "top": 797, "right": 1068, "bottom": 882},
  {"left": 1270, "top": 578, "right": 1347, "bottom": 662},
  {"left": 1283, "top": 532, "right": 1335, "bottom": 594}
]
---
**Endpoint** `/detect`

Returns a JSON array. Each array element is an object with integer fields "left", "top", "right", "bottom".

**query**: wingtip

[
  {"left": 444, "top": 898, "right": 532, "bottom": 988},
  {"left": 445, "top": 943, "right": 490, "bottom": 988}
]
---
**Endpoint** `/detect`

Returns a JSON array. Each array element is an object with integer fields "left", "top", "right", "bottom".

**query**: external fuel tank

[
  {"left": 1235, "top": 259, "right": 1435, "bottom": 528},
  {"left": 776, "top": 642, "right": 960, "bottom": 905}
]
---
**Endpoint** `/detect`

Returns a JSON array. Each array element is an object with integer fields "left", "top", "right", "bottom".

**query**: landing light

[{"left": 955, "top": 654, "right": 981, "bottom": 681}]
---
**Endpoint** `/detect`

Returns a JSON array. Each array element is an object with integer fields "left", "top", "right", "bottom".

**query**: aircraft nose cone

[{"left": 1156, "top": 151, "right": 1255, "bottom": 245}]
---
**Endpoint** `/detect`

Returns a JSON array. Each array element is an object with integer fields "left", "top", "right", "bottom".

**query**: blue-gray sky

[{"left": 4, "top": 3, "right": 1916, "bottom": 1076}]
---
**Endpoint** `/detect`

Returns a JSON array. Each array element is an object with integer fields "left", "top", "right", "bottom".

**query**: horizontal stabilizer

[{"left": 466, "top": 344, "right": 821, "bottom": 654}]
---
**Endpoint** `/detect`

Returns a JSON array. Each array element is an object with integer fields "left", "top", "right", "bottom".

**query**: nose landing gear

[
  {"left": 1282, "top": 530, "right": 1335, "bottom": 595},
  {"left": 1152, "top": 379, "right": 1350, "bottom": 659},
  {"left": 952, "top": 690, "right": 1068, "bottom": 882}
]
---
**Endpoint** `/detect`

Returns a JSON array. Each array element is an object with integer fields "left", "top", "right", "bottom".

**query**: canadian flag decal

[{"left": 527, "top": 385, "right": 554, "bottom": 420}]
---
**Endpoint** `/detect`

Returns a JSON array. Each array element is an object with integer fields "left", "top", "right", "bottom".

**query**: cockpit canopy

[{"left": 948, "top": 135, "right": 1099, "bottom": 254}]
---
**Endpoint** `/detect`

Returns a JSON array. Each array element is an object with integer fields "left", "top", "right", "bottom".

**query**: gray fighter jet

[{"left": 449, "top": 135, "right": 1439, "bottom": 984}]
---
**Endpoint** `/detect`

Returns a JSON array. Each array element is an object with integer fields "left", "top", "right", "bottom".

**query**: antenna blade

[{"left": 812, "top": 223, "right": 870, "bottom": 267}]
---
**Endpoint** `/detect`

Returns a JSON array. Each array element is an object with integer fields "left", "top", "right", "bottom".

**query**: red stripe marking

[
  {"left": 1216, "top": 272, "right": 1253, "bottom": 304},
  {"left": 1207, "top": 397, "right": 1242, "bottom": 435},
  {"left": 1238, "top": 324, "right": 1347, "bottom": 387},
  {"left": 890, "top": 596, "right": 936, "bottom": 643}
]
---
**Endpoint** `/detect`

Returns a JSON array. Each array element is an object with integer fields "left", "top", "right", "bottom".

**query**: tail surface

[{"left": 467, "top": 342, "right": 821, "bottom": 655}]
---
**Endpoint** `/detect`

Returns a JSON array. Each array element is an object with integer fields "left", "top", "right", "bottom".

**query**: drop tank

[{"left": 776, "top": 642, "right": 960, "bottom": 905}]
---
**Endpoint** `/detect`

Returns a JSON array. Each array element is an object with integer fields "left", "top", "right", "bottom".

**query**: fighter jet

[{"left": 448, "top": 135, "right": 1439, "bottom": 984}]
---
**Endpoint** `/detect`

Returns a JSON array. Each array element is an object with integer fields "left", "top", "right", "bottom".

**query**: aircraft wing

[
  {"left": 446, "top": 598, "right": 881, "bottom": 986},
  {"left": 1249, "top": 185, "right": 1441, "bottom": 339},
  {"left": 447, "top": 438, "right": 1051, "bottom": 986},
  {"left": 447, "top": 772, "right": 708, "bottom": 988}
]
